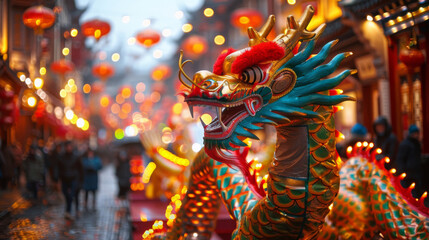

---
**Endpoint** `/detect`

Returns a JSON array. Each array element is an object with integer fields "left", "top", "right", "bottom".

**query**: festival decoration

[
  {"left": 399, "top": 41, "right": 425, "bottom": 71},
  {"left": 92, "top": 62, "right": 115, "bottom": 81},
  {"left": 151, "top": 64, "right": 172, "bottom": 81},
  {"left": 319, "top": 142, "right": 429, "bottom": 239},
  {"left": 22, "top": 5, "right": 55, "bottom": 34},
  {"left": 181, "top": 35, "right": 208, "bottom": 59},
  {"left": 50, "top": 59, "right": 75, "bottom": 75},
  {"left": 231, "top": 8, "right": 263, "bottom": 29},
  {"left": 81, "top": 19, "right": 111, "bottom": 41},
  {"left": 136, "top": 29, "right": 161, "bottom": 48},
  {"left": 141, "top": 6, "right": 429, "bottom": 239}
]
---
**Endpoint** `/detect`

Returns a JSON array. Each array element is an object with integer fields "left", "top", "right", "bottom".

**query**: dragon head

[{"left": 178, "top": 6, "right": 354, "bottom": 195}]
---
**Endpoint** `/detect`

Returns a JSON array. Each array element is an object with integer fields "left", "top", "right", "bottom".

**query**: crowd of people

[
  {"left": 338, "top": 116, "right": 427, "bottom": 197},
  {"left": 0, "top": 139, "right": 132, "bottom": 221}
]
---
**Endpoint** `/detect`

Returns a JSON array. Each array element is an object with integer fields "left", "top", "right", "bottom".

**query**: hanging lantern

[
  {"left": 231, "top": 8, "right": 263, "bottom": 29},
  {"left": 23, "top": 5, "right": 56, "bottom": 34},
  {"left": 92, "top": 62, "right": 115, "bottom": 81},
  {"left": 136, "top": 29, "right": 161, "bottom": 48},
  {"left": 50, "top": 59, "right": 75, "bottom": 75},
  {"left": 151, "top": 64, "right": 172, "bottom": 81},
  {"left": 81, "top": 19, "right": 111, "bottom": 41},
  {"left": 399, "top": 45, "right": 425, "bottom": 71},
  {"left": 181, "top": 35, "right": 208, "bottom": 59}
]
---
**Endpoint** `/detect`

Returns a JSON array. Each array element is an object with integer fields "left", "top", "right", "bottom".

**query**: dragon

[
  {"left": 143, "top": 5, "right": 429, "bottom": 240},
  {"left": 319, "top": 142, "right": 429, "bottom": 239}
]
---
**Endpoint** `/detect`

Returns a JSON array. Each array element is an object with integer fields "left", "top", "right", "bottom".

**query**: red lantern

[
  {"left": 23, "top": 5, "right": 55, "bottom": 34},
  {"left": 92, "top": 62, "right": 115, "bottom": 81},
  {"left": 81, "top": 19, "right": 111, "bottom": 41},
  {"left": 399, "top": 47, "right": 425, "bottom": 70},
  {"left": 231, "top": 8, "right": 263, "bottom": 29},
  {"left": 181, "top": 35, "right": 208, "bottom": 59},
  {"left": 50, "top": 59, "right": 75, "bottom": 75},
  {"left": 136, "top": 29, "right": 161, "bottom": 47},
  {"left": 151, "top": 64, "right": 172, "bottom": 81}
]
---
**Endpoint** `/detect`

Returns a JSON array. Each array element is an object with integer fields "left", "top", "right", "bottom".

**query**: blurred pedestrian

[
  {"left": 22, "top": 145, "right": 44, "bottom": 200},
  {"left": 82, "top": 149, "right": 102, "bottom": 210},
  {"left": 115, "top": 150, "right": 131, "bottom": 199},
  {"left": 373, "top": 116, "right": 398, "bottom": 164},
  {"left": 397, "top": 125, "right": 423, "bottom": 196},
  {"left": 337, "top": 123, "right": 368, "bottom": 159},
  {"left": 57, "top": 141, "right": 83, "bottom": 220},
  {"left": 0, "top": 140, "right": 15, "bottom": 189},
  {"left": 47, "top": 142, "right": 62, "bottom": 187},
  {"left": 9, "top": 143, "right": 24, "bottom": 187}
]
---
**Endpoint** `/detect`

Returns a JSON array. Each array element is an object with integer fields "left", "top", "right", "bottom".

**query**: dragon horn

[{"left": 248, "top": 15, "right": 275, "bottom": 47}]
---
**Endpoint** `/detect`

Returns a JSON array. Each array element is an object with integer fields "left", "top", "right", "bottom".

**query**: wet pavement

[{"left": 0, "top": 165, "right": 130, "bottom": 240}]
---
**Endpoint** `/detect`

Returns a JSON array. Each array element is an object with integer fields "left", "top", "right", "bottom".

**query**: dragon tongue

[{"left": 244, "top": 98, "right": 256, "bottom": 116}]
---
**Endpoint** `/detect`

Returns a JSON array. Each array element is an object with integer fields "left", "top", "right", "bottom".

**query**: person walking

[
  {"left": 372, "top": 116, "right": 398, "bottom": 164},
  {"left": 57, "top": 141, "right": 83, "bottom": 220},
  {"left": 82, "top": 149, "right": 102, "bottom": 210},
  {"left": 397, "top": 125, "right": 423, "bottom": 196},
  {"left": 22, "top": 145, "right": 44, "bottom": 200},
  {"left": 115, "top": 150, "right": 131, "bottom": 199}
]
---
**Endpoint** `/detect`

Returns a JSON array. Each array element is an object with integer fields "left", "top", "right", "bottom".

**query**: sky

[{"left": 75, "top": 0, "right": 205, "bottom": 91}]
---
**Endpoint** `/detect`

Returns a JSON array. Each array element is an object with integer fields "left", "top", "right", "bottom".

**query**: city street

[{"left": 0, "top": 165, "right": 130, "bottom": 240}]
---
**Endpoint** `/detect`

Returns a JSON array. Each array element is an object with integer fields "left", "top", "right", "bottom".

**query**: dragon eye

[
  {"left": 241, "top": 66, "right": 264, "bottom": 84},
  {"left": 201, "top": 79, "right": 216, "bottom": 89}
]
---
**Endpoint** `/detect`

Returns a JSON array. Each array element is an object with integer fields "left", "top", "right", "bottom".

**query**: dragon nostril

[{"left": 241, "top": 66, "right": 263, "bottom": 84}]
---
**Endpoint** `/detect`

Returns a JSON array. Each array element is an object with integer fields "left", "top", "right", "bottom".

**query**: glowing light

[
  {"left": 374, "top": 15, "right": 382, "bottom": 21},
  {"left": 157, "top": 147, "right": 190, "bottom": 167},
  {"left": 121, "top": 102, "right": 132, "bottom": 113},
  {"left": 82, "top": 120, "right": 89, "bottom": 131},
  {"left": 70, "top": 28, "right": 78, "bottom": 37},
  {"left": 125, "top": 124, "right": 139, "bottom": 137},
  {"left": 116, "top": 94, "right": 125, "bottom": 104},
  {"left": 100, "top": 96, "right": 110, "bottom": 107},
  {"left": 54, "top": 107, "right": 63, "bottom": 119},
  {"left": 111, "top": 53, "right": 120, "bottom": 62},
  {"left": 71, "top": 114, "right": 78, "bottom": 124},
  {"left": 239, "top": 16, "right": 250, "bottom": 24},
  {"left": 389, "top": 168, "right": 396, "bottom": 174},
  {"left": 127, "top": 37, "right": 136, "bottom": 45},
  {"left": 192, "top": 143, "right": 202, "bottom": 153},
  {"left": 214, "top": 35, "right": 225, "bottom": 45},
  {"left": 62, "top": 47, "right": 70, "bottom": 56},
  {"left": 142, "top": 162, "right": 156, "bottom": 183},
  {"left": 83, "top": 84, "right": 91, "bottom": 94},
  {"left": 19, "top": 74, "right": 26, "bottom": 82},
  {"left": 175, "top": 11, "right": 183, "bottom": 19},
  {"left": 135, "top": 92, "right": 145, "bottom": 103},
  {"left": 204, "top": 8, "right": 214, "bottom": 17},
  {"left": 383, "top": 12, "right": 390, "bottom": 18},
  {"left": 59, "top": 89, "right": 67, "bottom": 98},
  {"left": 287, "top": 0, "right": 296, "bottom": 4},
  {"left": 121, "top": 87, "right": 132, "bottom": 98},
  {"left": 115, "top": 128, "right": 125, "bottom": 139},
  {"left": 182, "top": 23, "right": 193, "bottom": 33},
  {"left": 356, "top": 142, "right": 362, "bottom": 147},
  {"left": 70, "top": 85, "right": 77, "bottom": 93},
  {"left": 200, "top": 114, "right": 212, "bottom": 125},
  {"left": 34, "top": 77, "right": 44, "bottom": 89},
  {"left": 172, "top": 103, "right": 183, "bottom": 115},
  {"left": 27, "top": 96, "right": 37, "bottom": 107},
  {"left": 376, "top": 148, "right": 382, "bottom": 154},
  {"left": 162, "top": 29, "right": 172, "bottom": 37},
  {"left": 65, "top": 110, "right": 74, "bottom": 120},
  {"left": 136, "top": 82, "right": 145, "bottom": 92},
  {"left": 76, "top": 118, "right": 85, "bottom": 128},
  {"left": 67, "top": 79, "right": 75, "bottom": 87},
  {"left": 385, "top": 157, "right": 390, "bottom": 163},
  {"left": 366, "top": 15, "right": 373, "bottom": 21},
  {"left": 39, "top": 67, "right": 46, "bottom": 75},
  {"left": 111, "top": 103, "right": 120, "bottom": 114},
  {"left": 363, "top": 141, "right": 368, "bottom": 147},
  {"left": 25, "top": 78, "right": 32, "bottom": 85},
  {"left": 153, "top": 49, "right": 163, "bottom": 59}
]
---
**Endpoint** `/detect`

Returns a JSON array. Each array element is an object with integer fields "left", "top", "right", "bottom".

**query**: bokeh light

[
  {"left": 182, "top": 23, "right": 193, "bottom": 33},
  {"left": 204, "top": 8, "right": 214, "bottom": 17},
  {"left": 83, "top": 84, "right": 91, "bottom": 93},
  {"left": 115, "top": 128, "right": 125, "bottom": 139},
  {"left": 214, "top": 35, "right": 225, "bottom": 45}
]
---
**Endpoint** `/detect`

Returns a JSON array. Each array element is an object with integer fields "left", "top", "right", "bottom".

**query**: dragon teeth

[
  {"left": 188, "top": 105, "right": 194, "bottom": 118},
  {"left": 216, "top": 107, "right": 227, "bottom": 131}
]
